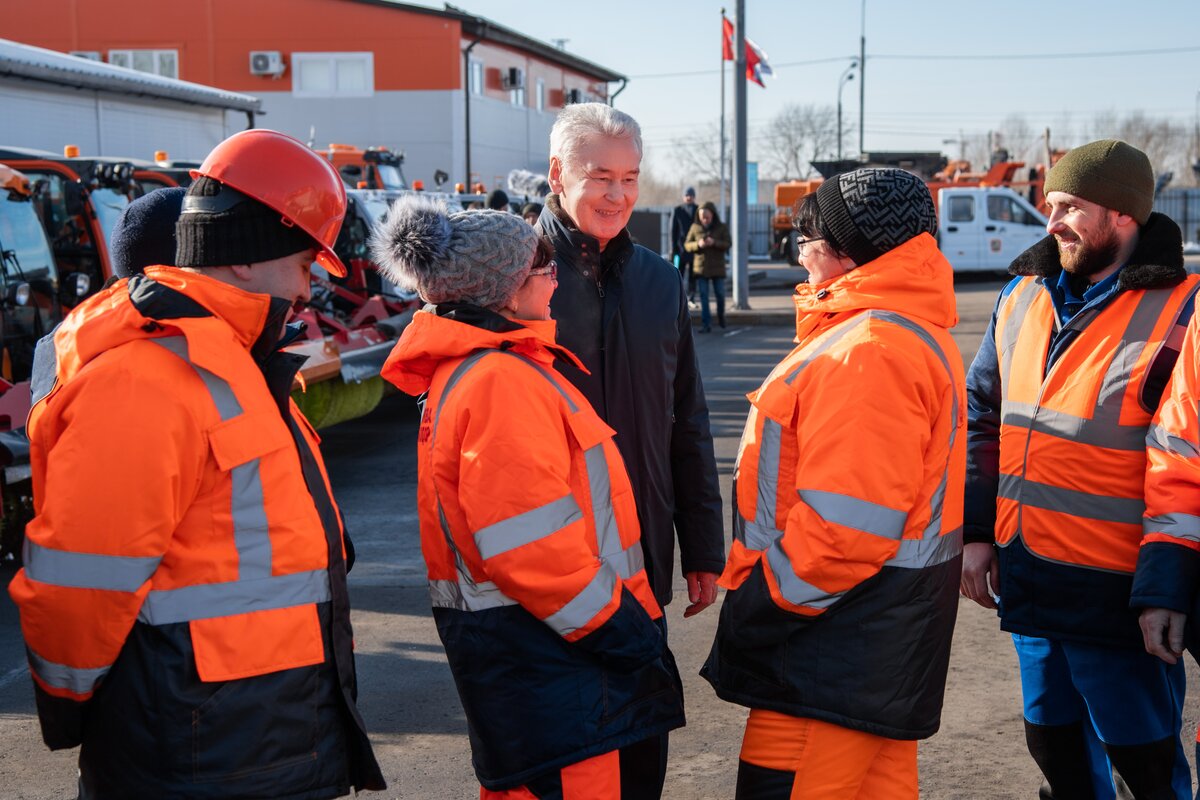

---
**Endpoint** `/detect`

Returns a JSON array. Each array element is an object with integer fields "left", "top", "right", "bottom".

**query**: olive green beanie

[{"left": 1044, "top": 139, "right": 1154, "bottom": 224}]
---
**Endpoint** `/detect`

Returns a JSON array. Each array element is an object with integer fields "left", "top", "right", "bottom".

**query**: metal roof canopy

[
  {"left": 347, "top": 0, "right": 627, "bottom": 83},
  {"left": 0, "top": 38, "right": 262, "bottom": 114}
]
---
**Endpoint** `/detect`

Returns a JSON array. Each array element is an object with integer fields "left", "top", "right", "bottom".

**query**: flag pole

[
  {"left": 719, "top": 8, "right": 727, "bottom": 221},
  {"left": 732, "top": 0, "right": 749, "bottom": 310}
]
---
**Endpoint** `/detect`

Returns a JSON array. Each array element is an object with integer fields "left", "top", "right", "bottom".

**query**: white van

[{"left": 937, "top": 187, "right": 1048, "bottom": 273}]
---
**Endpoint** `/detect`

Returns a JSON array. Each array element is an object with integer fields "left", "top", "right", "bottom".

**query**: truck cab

[{"left": 936, "top": 186, "right": 1047, "bottom": 273}]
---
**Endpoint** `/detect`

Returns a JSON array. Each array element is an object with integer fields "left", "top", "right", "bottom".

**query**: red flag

[{"left": 721, "top": 17, "right": 772, "bottom": 88}]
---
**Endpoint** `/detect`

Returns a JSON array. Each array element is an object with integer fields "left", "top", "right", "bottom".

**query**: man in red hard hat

[{"left": 8, "top": 129, "right": 385, "bottom": 799}]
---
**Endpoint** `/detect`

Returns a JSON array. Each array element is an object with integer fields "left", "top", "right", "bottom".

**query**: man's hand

[
  {"left": 1139, "top": 608, "right": 1187, "bottom": 665},
  {"left": 684, "top": 571, "right": 719, "bottom": 618},
  {"left": 960, "top": 542, "right": 1000, "bottom": 609}
]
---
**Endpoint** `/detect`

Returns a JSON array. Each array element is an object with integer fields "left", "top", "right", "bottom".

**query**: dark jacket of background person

[
  {"left": 684, "top": 206, "right": 731, "bottom": 279},
  {"left": 671, "top": 201, "right": 696, "bottom": 267},
  {"left": 538, "top": 196, "right": 725, "bottom": 607}
]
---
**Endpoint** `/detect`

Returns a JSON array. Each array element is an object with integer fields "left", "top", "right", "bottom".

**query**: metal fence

[
  {"left": 639, "top": 204, "right": 775, "bottom": 259},
  {"left": 1154, "top": 188, "right": 1200, "bottom": 246}
]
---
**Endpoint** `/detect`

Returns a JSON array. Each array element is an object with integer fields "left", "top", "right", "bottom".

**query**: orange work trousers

[
  {"left": 737, "top": 709, "right": 918, "bottom": 800},
  {"left": 481, "top": 750, "right": 620, "bottom": 800}
]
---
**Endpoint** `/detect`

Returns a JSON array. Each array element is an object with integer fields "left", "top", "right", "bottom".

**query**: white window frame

[
  {"left": 509, "top": 85, "right": 526, "bottom": 108},
  {"left": 536, "top": 78, "right": 545, "bottom": 112},
  {"left": 291, "top": 52, "right": 374, "bottom": 98},
  {"left": 107, "top": 49, "right": 179, "bottom": 79},
  {"left": 469, "top": 60, "right": 484, "bottom": 95}
]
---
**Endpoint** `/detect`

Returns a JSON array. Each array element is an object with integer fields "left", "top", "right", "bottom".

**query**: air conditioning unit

[
  {"left": 502, "top": 67, "right": 525, "bottom": 90},
  {"left": 249, "top": 51, "right": 286, "bottom": 77},
  {"left": 565, "top": 88, "right": 583, "bottom": 105},
  {"left": 70, "top": 51, "right": 102, "bottom": 62}
]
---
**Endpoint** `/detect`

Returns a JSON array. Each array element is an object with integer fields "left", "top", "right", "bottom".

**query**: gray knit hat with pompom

[{"left": 370, "top": 194, "right": 539, "bottom": 310}]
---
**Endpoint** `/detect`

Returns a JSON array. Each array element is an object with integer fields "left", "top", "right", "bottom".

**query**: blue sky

[{"left": 413, "top": 0, "right": 1200, "bottom": 179}]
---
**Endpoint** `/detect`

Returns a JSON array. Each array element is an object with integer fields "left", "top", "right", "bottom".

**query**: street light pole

[
  {"left": 837, "top": 62, "right": 856, "bottom": 161},
  {"left": 858, "top": 0, "right": 866, "bottom": 156}
]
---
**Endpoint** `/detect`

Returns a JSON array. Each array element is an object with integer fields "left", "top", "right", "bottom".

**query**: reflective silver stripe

[
  {"left": 798, "top": 489, "right": 907, "bottom": 541},
  {"left": 740, "top": 316, "right": 871, "bottom": 545},
  {"left": 136, "top": 569, "right": 331, "bottom": 625},
  {"left": 543, "top": 564, "right": 618, "bottom": 637},
  {"left": 765, "top": 540, "right": 842, "bottom": 609},
  {"left": 610, "top": 542, "right": 645, "bottom": 579},
  {"left": 27, "top": 648, "right": 109, "bottom": 695},
  {"left": 429, "top": 578, "right": 517, "bottom": 611},
  {"left": 1144, "top": 513, "right": 1200, "bottom": 543},
  {"left": 1087, "top": 286, "right": 1176, "bottom": 431},
  {"left": 739, "top": 518, "right": 781, "bottom": 551},
  {"left": 1148, "top": 423, "right": 1200, "bottom": 460},
  {"left": 1002, "top": 403, "right": 1147, "bottom": 452},
  {"left": 474, "top": 494, "right": 582, "bottom": 560},
  {"left": 998, "top": 473, "right": 1144, "bottom": 525},
  {"left": 22, "top": 540, "right": 160, "bottom": 592},
  {"left": 149, "top": 336, "right": 273, "bottom": 582},
  {"left": 428, "top": 349, "right": 639, "bottom": 625},
  {"left": 886, "top": 528, "right": 963, "bottom": 569},
  {"left": 997, "top": 278, "right": 1040, "bottom": 390}
]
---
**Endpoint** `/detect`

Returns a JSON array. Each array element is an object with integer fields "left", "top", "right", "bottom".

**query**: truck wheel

[{"left": 786, "top": 231, "right": 800, "bottom": 266}]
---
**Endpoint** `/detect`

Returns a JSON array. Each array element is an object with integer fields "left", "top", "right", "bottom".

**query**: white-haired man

[{"left": 536, "top": 103, "right": 724, "bottom": 800}]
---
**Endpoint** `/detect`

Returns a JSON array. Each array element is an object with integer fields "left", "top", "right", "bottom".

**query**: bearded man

[{"left": 960, "top": 139, "right": 1199, "bottom": 799}]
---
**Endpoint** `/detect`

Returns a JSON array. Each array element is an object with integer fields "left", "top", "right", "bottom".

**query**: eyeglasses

[
  {"left": 795, "top": 235, "right": 825, "bottom": 248},
  {"left": 528, "top": 258, "right": 557, "bottom": 280}
]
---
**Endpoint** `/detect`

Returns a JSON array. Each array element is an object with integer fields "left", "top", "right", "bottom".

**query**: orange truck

[{"left": 317, "top": 143, "right": 409, "bottom": 191}]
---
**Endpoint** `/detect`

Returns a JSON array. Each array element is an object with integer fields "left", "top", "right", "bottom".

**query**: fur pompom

[{"left": 370, "top": 194, "right": 455, "bottom": 289}]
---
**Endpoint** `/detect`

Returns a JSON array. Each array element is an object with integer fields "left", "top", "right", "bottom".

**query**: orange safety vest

[
  {"left": 994, "top": 274, "right": 1200, "bottom": 573},
  {"left": 10, "top": 270, "right": 340, "bottom": 700}
]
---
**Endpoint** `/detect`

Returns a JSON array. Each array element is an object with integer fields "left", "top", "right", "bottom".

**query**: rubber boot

[
  {"left": 1103, "top": 738, "right": 1179, "bottom": 800},
  {"left": 1025, "top": 720, "right": 1098, "bottom": 800},
  {"left": 734, "top": 760, "right": 795, "bottom": 800}
]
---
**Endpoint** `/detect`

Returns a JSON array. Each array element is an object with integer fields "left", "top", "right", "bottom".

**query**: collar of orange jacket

[
  {"left": 381, "top": 308, "right": 586, "bottom": 397},
  {"left": 141, "top": 266, "right": 274, "bottom": 349},
  {"left": 791, "top": 233, "right": 957, "bottom": 343}
]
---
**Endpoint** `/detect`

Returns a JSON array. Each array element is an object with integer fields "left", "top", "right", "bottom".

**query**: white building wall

[
  {"left": 0, "top": 80, "right": 242, "bottom": 160},
  {"left": 255, "top": 88, "right": 554, "bottom": 192}
]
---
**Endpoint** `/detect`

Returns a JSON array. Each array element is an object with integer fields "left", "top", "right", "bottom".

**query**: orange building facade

[{"left": 0, "top": 0, "right": 623, "bottom": 190}]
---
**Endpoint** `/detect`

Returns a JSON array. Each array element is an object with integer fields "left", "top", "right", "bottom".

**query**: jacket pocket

[
  {"left": 190, "top": 603, "right": 325, "bottom": 682},
  {"left": 189, "top": 660, "right": 321, "bottom": 782}
]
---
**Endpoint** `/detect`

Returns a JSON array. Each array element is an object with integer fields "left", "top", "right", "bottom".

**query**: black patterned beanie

[
  {"left": 370, "top": 194, "right": 538, "bottom": 310},
  {"left": 815, "top": 167, "right": 938, "bottom": 267}
]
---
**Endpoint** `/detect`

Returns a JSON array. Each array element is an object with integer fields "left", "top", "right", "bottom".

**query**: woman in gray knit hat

[{"left": 371, "top": 195, "right": 684, "bottom": 798}]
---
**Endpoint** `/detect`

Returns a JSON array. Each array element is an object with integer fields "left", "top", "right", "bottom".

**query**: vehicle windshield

[
  {"left": 377, "top": 164, "right": 406, "bottom": 190},
  {"left": 0, "top": 198, "right": 57, "bottom": 283},
  {"left": 89, "top": 188, "right": 131, "bottom": 249}
]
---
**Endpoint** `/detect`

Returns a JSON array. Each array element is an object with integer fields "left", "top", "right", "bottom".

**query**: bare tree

[
  {"left": 665, "top": 120, "right": 727, "bottom": 185},
  {"left": 1086, "top": 110, "right": 1192, "bottom": 186},
  {"left": 759, "top": 103, "right": 838, "bottom": 180}
]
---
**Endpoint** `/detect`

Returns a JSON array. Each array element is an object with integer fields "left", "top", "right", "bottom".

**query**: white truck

[{"left": 936, "top": 186, "right": 1048, "bottom": 273}]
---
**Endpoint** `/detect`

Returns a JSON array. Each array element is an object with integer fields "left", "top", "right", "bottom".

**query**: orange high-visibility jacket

[
  {"left": 702, "top": 233, "right": 966, "bottom": 740},
  {"left": 8, "top": 267, "right": 383, "bottom": 797},
  {"left": 382, "top": 307, "right": 684, "bottom": 790},
  {"left": 994, "top": 274, "right": 1200, "bottom": 573},
  {"left": 1133, "top": 309, "right": 1200, "bottom": 616}
]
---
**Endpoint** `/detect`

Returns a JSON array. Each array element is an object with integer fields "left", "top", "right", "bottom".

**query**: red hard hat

[{"left": 191, "top": 129, "right": 348, "bottom": 277}]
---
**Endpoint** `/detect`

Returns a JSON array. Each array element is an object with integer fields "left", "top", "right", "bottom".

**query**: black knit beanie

[
  {"left": 815, "top": 168, "right": 938, "bottom": 267},
  {"left": 1044, "top": 139, "right": 1154, "bottom": 224},
  {"left": 111, "top": 187, "right": 185, "bottom": 277},
  {"left": 175, "top": 176, "right": 315, "bottom": 267}
]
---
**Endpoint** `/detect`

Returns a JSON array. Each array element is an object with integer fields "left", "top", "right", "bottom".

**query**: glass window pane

[
  {"left": 948, "top": 196, "right": 975, "bottom": 222},
  {"left": 157, "top": 51, "right": 177, "bottom": 79},
  {"left": 336, "top": 58, "right": 367, "bottom": 92},
  {"left": 298, "top": 59, "right": 332, "bottom": 93},
  {"left": 131, "top": 50, "right": 155, "bottom": 74},
  {"left": 108, "top": 51, "right": 130, "bottom": 68}
]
